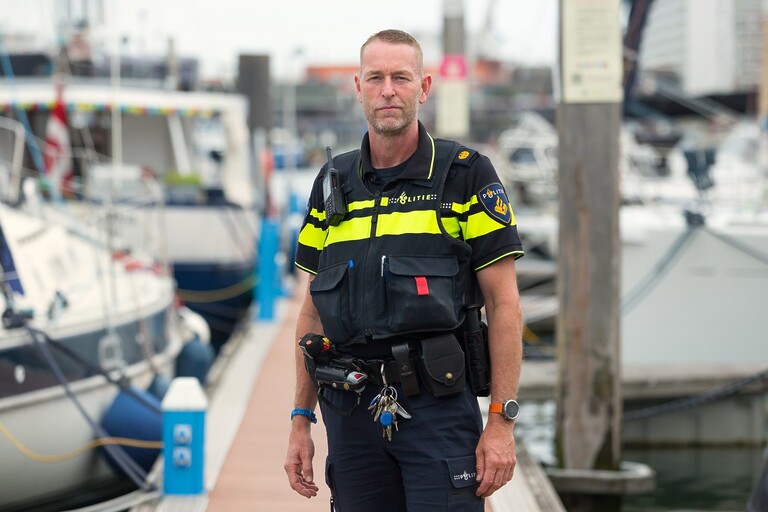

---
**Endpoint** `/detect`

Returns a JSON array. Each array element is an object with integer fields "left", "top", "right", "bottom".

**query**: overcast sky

[{"left": 2, "top": 0, "right": 558, "bottom": 81}]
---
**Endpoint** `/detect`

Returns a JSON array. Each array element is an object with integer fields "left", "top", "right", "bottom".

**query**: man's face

[{"left": 355, "top": 40, "right": 431, "bottom": 136}]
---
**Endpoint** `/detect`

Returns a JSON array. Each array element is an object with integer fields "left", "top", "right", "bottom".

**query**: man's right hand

[{"left": 284, "top": 419, "right": 319, "bottom": 498}]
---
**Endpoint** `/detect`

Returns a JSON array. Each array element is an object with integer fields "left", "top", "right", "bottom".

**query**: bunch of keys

[{"left": 368, "top": 364, "right": 411, "bottom": 441}]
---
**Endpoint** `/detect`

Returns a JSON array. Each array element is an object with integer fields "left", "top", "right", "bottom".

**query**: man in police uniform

[{"left": 284, "top": 29, "right": 524, "bottom": 511}]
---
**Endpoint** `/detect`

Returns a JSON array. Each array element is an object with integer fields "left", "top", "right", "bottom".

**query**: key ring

[{"left": 379, "top": 363, "right": 398, "bottom": 399}]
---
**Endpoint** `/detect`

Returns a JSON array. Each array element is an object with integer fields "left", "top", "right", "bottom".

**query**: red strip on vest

[{"left": 414, "top": 276, "right": 429, "bottom": 296}]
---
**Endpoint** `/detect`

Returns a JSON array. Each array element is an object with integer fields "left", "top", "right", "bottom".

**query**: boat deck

[{"left": 133, "top": 274, "right": 564, "bottom": 512}]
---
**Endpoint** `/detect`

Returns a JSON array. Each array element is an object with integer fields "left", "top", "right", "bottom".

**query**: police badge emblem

[{"left": 477, "top": 182, "right": 512, "bottom": 225}]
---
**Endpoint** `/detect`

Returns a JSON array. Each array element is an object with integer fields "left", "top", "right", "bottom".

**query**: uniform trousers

[{"left": 319, "top": 381, "right": 485, "bottom": 512}]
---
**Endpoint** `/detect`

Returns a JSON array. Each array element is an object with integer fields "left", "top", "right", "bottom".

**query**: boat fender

[
  {"left": 100, "top": 387, "right": 162, "bottom": 474},
  {"left": 2, "top": 307, "right": 26, "bottom": 329},
  {"left": 147, "top": 373, "right": 171, "bottom": 401},
  {"left": 176, "top": 338, "right": 215, "bottom": 385}
]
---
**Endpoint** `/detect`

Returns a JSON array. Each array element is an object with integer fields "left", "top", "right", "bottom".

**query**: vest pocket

[
  {"left": 310, "top": 261, "right": 352, "bottom": 342},
  {"left": 384, "top": 255, "right": 460, "bottom": 333}
]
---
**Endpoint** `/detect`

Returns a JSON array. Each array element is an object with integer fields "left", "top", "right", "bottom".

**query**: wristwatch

[{"left": 489, "top": 399, "right": 519, "bottom": 421}]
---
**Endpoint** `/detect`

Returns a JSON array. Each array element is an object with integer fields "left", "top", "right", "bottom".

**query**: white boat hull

[
  {"left": 517, "top": 205, "right": 768, "bottom": 367},
  {"left": 0, "top": 336, "right": 181, "bottom": 510}
]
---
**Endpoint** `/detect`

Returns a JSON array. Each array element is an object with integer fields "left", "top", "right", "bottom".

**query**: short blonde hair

[{"left": 360, "top": 29, "right": 424, "bottom": 75}]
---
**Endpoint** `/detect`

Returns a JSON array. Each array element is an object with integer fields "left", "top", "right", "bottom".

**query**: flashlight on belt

[{"left": 298, "top": 333, "right": 368, "bottom": 391}]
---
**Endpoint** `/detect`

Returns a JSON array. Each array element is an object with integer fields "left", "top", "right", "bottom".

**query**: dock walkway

[{"left": 134, "top": 275, "right": 564, "bottom": 512}]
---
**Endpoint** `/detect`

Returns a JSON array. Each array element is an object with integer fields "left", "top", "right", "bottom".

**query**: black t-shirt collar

[{"left": 360, "top": 121, "right": 435, "bottom": 182}]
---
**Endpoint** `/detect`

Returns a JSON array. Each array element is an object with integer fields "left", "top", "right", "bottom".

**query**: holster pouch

[
  {"left": 302, "top": 354, "right": 318, "bottom": 381},
  {"left": 461, "top": 308, "right": 491, "bottom": 397},
  {"left": 418, "top": 333, "right": 466, "bottom": 398},
  {"left": 392, "top": 342, "right": 420, "bottom": 396}
]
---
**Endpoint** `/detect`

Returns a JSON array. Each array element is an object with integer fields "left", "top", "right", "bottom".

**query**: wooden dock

[
  {"left": 124, "top": 272, "right": 768, "bottom": 512},
  {"left": 130, "top": 275, "right": 565, "bottom": 512}
]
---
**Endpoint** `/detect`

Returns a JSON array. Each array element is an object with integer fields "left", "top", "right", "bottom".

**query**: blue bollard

[
  {"left": 256, "top": 218, "right": 280, "bottom": 320},
  {"left": 162, "top": 377, "right": 208, "bottom": 495}
]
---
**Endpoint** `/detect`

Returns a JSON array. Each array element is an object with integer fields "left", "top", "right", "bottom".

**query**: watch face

[{"left": 503, "top": 400, "right": 519, "bottom": 420}]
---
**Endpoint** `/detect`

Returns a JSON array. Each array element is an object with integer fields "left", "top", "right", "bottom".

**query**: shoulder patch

[
  {"left": 453, "top": 147, "right": 478, "bottom": 167},
  {"left": 477, "top": 182, "right": 512, "bottom": 225}
]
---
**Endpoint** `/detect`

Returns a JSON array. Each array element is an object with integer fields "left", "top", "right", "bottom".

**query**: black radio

[{"left": 323, "top": 146, "right": 347, "bottom": 226}]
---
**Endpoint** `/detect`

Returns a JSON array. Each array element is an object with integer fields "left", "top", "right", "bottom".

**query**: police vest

[{"left": 309, "top": 138, "right": 475, "bottom": 347}]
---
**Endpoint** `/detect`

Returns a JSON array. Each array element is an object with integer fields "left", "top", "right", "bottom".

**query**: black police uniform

[{"left": 295, "top": 121, "right": 524, "bottom": 511}]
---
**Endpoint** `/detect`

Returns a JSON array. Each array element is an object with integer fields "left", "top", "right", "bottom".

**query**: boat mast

[{"left": 109, "top": 0, "right": 122, "bottom": 183}]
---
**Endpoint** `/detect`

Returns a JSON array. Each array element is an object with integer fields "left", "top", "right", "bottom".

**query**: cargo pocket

[
  {"left": 446, "top": 455, "right": 478, "bottom": 489},
  {"left": 310, "top": 261, "right": 352, "bottom": 342},
  {"left": 384, "top": 255, "right": 460, "bottom": 332},
  {"left": 446, "top": 454, "right": 481, "bottom": 511},
  {"left": 325, "top": 458, "right": 340, "bottom": 510}
]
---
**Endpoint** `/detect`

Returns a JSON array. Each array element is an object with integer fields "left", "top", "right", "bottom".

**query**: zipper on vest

[
  {"left": 348, "top": 259, "right": 356, "bottom": 322},
  {"left": 370, "top": 191, "right": 382, "bottom": 228},
  {"left": 364, "top": 192, "right": 382, "bottom": 338}
]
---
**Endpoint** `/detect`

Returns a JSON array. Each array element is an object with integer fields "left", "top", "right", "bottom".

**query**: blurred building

[
  {"left": 637, "top": 0, "right": 763, "bottom": 113},
  {"left": 281, "top": 60, "right": 554, "bottom": 147}
]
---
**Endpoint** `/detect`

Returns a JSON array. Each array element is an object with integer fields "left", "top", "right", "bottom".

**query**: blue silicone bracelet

[{"left": 291, "top": 408, "right": 317, "bottom": 424}]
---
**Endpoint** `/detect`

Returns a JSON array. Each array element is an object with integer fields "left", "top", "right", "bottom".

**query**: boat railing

[
  {"left": 0, "top": 133, "right": 170, "bottom": 270},
  {"left": 0, "top": 116, "right": 27, "bottom": 205}
]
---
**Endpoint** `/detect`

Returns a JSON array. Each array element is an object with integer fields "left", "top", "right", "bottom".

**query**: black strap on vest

[
  {"left": 331, "top": 149, "right": 360, "bottom": 197},
  {"left": 432, "top": 140, "right": 482, "bottom": 307}
]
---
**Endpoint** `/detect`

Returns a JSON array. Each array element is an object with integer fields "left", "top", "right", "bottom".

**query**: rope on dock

[
  {"left": 623, "top": 365, "right": 768, "bottom": 422},
  {"left": 621, "top": 223, "right": 699, "bottom": 314},
  {"left": 29, "top": 327, "right": 156, "bottom": 491},
  {"left": 0, "top": 421, "right": 161, "bottom": 463},
  {"left": 622, "top": 211, "right": 768, "bottom": 315},
  {"left": 176, "top": 274, "right": 256, "bottom": 302},
  {"left": 704, "top": 225, "right": 768, "bottom": 267}
]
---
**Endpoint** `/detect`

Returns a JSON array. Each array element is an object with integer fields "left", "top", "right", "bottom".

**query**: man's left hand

[{"left": 475, "top": 419, "right": 516, "bottom": 498}]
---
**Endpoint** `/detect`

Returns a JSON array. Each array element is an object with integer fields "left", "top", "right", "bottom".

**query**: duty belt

[
  {"left": 355, "top": 359, "right": 399, "bottom": 386},
  {"left": 354, "top": 341, "right": 420, "bottom": 396}
]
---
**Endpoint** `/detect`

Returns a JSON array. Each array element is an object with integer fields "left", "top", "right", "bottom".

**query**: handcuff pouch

[{"left": 418, "top": 333, "right": 466, "bottom": 398}]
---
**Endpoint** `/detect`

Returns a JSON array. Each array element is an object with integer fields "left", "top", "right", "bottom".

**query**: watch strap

[
  {"left": 291, "top": 408, "right": 317, "bottom": 424},
  {"left": 489, "top": 400, "right": 518, "bottom": 420}
]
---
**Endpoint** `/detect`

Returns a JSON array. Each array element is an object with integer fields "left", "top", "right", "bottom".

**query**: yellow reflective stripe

[
  {"left": 309, "top": 207, "right": 325, "bottom": 222},
  {"left": 441, "top": 216, "right": 462, "bottom": 238},
  {"left": 325, "top": 217, "right": 372, "bottom": 245},
  {"left": 451, "top": 202, "right": 467, "bottom": 215},
  {"left": 348, "top": 199, "right": 375, "bottom": 212},
  {"left": 474, "top": 251, "right": 524, "bottom": 271},
  {"left": 464, "top": 211, "right": 506, "bottom": 240},
  {"left": 450, "top": 196, "right": 477, "bottom": 215},
  {"left": 381, "top": 197, "right": 389, "bottom": 206},
  {"left": 295, "top": 262, "right": 317, "bottom": 275},
  {"left": 427, "top": 134, "right": 435, "bottom": 179},
  {"left": 298, "top": 223, "right": 327, "bottom": 250},
  {"left": 377, "top": 210, "right": 441, "bottom": 236}
]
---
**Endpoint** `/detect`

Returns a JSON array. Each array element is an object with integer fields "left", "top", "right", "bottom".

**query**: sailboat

[
  {"left": 495, "top": 112, "right": 768, "bottom": 367},
  {"left": 0, "top": 70, "right": 261, "bottom": 354},
  {"left": 0, "top": 114, "right": 207, "bottom": 510}
]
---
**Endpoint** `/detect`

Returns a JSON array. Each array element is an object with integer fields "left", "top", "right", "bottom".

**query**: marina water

[{"left": 517, "top": 401, "right": 764, "bottom": 511}]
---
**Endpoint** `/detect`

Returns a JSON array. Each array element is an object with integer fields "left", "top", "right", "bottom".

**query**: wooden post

[
  {"left": 555, "top": 0, "right": 623, "bottom": 509},
  {"left": 555, "top": 103, "right": 622, "bottom": 466},
  {"left": 760, "top": 14, "right": 768, "bottom": 121}
]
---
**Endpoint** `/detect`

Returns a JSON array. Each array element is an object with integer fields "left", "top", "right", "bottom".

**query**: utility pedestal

[{"left": 162, "top": 377, "right": 208, "bottom": 496}]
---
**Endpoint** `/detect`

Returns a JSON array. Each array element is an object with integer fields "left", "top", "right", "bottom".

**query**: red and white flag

[{"left": 44, "top": 80, "right": 74, "bottom": 197}]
